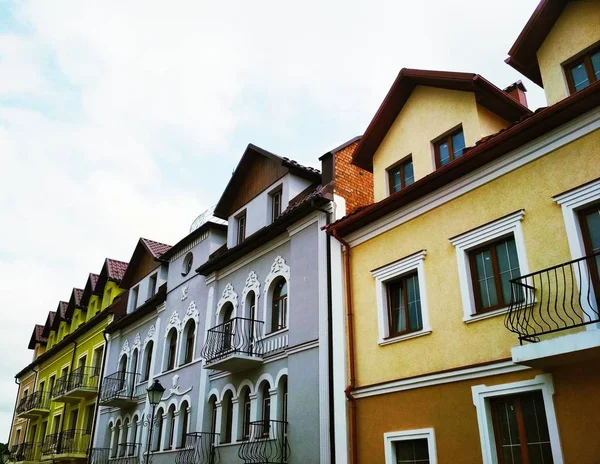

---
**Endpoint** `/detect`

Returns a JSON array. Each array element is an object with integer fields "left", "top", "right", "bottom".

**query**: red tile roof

[
  {"left": 141, "top": 238, "right": 172, "bottom": 259},
  {"left": 28, "top": 324, "right": 47, "bottom": 349},
  {"left": 90, "top": 273, "right": 99, "bottom": 291},
  {"left": 57, "top": 301, "right": 68, "bottom": 318},
  {"left": 106, "top": 259, "right": 128, "bottom": 282}
]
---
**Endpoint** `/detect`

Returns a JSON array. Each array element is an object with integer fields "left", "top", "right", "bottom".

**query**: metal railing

[
  {"left": 100, "top": 372, "right": 144, "bottom": 404},
  {"left": 88, "top": 448, "right": 111, "bottom": 464},
  {"left": 175, "top": 433, "right": 220, "bottom": 464},
  {"left": 16, "top": 391, "right": 51, "bottom": 414},
  {"left": 112, "top": 442, "right": 142, "bottom": 464},
  {"left": 13, "top": 442, "right": 42, "bottom": 462},
  {"left": 41, "top": 429, "right": 92, "bottom": 456},
  {"left": 506, "top": 252, "right": 600, "bottom": 343},
  {"left": 52, "top": 367, "right": 100, "bottom": 398},
  {"left": 238, "top": 420, "right": 290, "bottom": 464},
  {"left": 201, "top": 318, "right": 264, "bottom": 364}
]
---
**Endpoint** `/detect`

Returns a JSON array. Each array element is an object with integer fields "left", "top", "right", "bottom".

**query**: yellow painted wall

[
  {"left": 537, "top": 0, "right": 600, "bottom": 105},
  {"left": 372, "top": 86, "right": 510, "bottom": 201},
  {"left": 351, "top": 129, "right": 600, "bottom": 386},
  {"left": 9, "top": 371, "right": 36, "bottom": 447}
]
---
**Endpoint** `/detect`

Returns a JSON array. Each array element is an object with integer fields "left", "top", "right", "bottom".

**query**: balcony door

[
  {"left": 579, "top": 204, "right": 600, "bottom": 307},
  {"left": 222, "top": 304, "right": 234, "bottom": 353}
]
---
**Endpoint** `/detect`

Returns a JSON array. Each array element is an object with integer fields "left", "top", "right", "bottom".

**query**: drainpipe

[
  {"left": 331, "top": 230, "right": 357, "bottom": 464},
  {"left": 8, "top": 377, "right": 21, "bottom": 447}
]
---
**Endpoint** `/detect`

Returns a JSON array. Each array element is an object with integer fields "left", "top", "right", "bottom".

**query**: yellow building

[
  {"left": 330, "top": 0, "right": 600, "bottom": 463},
  {"left": 12, "top": 259, "right": 128, "bottom": 464}
]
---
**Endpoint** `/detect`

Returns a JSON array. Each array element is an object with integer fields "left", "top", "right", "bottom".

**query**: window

[
  {"left": 84, "top": 404, "right": 95, "bottom": 434},
  {"left": 270, "top": 278, "right": 288, "bottom": 333},
  {"left": 148, "top": 274, "right": 157, "bottom": 299},
  {"left": 179, "top": 402, "right": 189, "bottom": 448},
  {"left": 167, "top": 405, "right": 176, "bottom": 450},
  {"left": 183, "top": 320, "right": 195, "bottom": 365},
  {"left": 182, "top": 253, "right": 193, "bottom": 277},
  {"left": 387, "top": 157, "right": 414, "bottom": 194},
  {"left": 92, "top": 346, "right": 104, "bottom": 375},
  {"left": 143, "top": 341, "right": 154, "bottom": 381},
  {"left": 69, "top": 408, "right": 79, "bottom": 431},
  {"left": 222, "top": 392, "right": 234, "bottom": 444},
  {"left": 104, "top": 288, "right": 112, "bottom": 309},
  {"left": 384, "top": 428, "right": 437, "bottom": 464},
  {"left": 48, "top": 375, "right": 56, "bottom": 397},
  {"left": 261, "top": 383, "right": 271, "bottom": 437},
  {"left": 271, "top": 189, "right": 282, "bottom": 222},
  {"left": 129, "top": 286, "right": 139, "bottom": 312},
  {"left": 236, "top": 211, "right": 247, "bottom": 244},
  {"left": 153, "top": 409, "right": 164, "bottom": 451},
  {"left": 565, "top": 46, "right": 600, "bottom": 93},
  {"left": 578, "top": 203, "right": 600, "bottom": 295},
  {"left": 386, "top": 273, "right": 423, "bottom": 337},
  {"left": 118, "top": 355, "right": 127, "bottom": 390},
  {"left": 166, "top": 329, "right": 177, "bottom": 371},
  {"left": 242, "top": 389, "right": 252, "bottom": 441},
  {"left": 468, "top": 236, "right": 522, "bottom": 313},
  {"left": 371, "top": 250, "right": 431, "bottom": 344},
  {"left": 434, "top": 128, "right": 465, "bottom": 168}
]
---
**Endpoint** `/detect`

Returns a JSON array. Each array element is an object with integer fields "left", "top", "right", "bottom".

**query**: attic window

[
  {"left": 182, "top": 252, "right": 193, "bottom": 276},
  {"left": 270, "top": 188, "right": 282, "bottom": 223},
  {"left": 434, "top": 128, "right": 465, "bottom": 169},
  {"left": 387, "top": 156, "right": 414, "bottom": 194},
  {"left": 565, "top": 46, "right": 600, "bottom": 94},
  {"left": 236, "top": 210, "right": 247, "bottom": 245}
]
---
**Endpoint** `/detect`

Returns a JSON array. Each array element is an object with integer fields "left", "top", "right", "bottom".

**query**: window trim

[
  {"left": 385, "top": 272, "right": 423, "bottom": 338},
  {"left": 433, "top": 126, "right": 465, "bottom": 169},
  {"left": 236, "top": 210, "right": 247, "bottom": 245},
  {"left": 386, "top": 156, "right": 414, "bottom": 195},
  {"left": 449, "top": 210, "right": 529, "bottom": 323},
  {"left": 371, "top": 250, "right": 431, "bottom": 345},
  {"left": 471, "top": 374, "right": 563, "bottom": 464},
  {"left": 383, "top": 428, "right": 437, "bottom": 464},
  {"left": 564, "top": 43, "right": 600, "bottom": 95}
]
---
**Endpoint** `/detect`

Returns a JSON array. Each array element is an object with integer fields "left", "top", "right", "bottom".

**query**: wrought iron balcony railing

[
  {"left": 201, "top": 317, "right": 264, "bottom": 366},
  {"left": 175, "top": 433, "right": 220, "bottom": 464},
  {"left": 112, "top": 442, "right": 142, "bottom": 463},
  {"left": 238, "top": 420, "right": 290, "bottom": 464},
  {"left": 16, "top": 391, "right": 51, "bottom": 416},
  {"left": 88, "top": 448, "right": 111, "bottom": 464},
  {"left": 52, "top": 367, "right": 100, "bottom": 400},
  {"left": 100, "top": 372, "right": 145, "bottom": 406},
  {"left": 41, "top": 429, "right": 92, "bottom": 456},
  {"left": 12, "top": 442, "right": 42, "bottom": 462},
  {"left": 506, "top": 252, "right": 600, "bottom": 344}
]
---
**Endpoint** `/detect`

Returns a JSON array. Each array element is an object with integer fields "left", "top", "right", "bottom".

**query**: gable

[{"left": 126, "top": 252, "right": 160, "bottom": 289}]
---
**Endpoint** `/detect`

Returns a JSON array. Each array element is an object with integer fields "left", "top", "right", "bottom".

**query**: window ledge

[
  {"left": 379, "top": 329, "right": 432, "bottom": 346},
  {"left": 261, "top": 328, "right": 289, "bottom": 340},
  {"left": 463, "top": 307, "right": 510, "bottom": 323}
]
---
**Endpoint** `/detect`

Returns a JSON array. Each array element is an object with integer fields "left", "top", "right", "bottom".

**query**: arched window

[
  {"left": 221, "top": 303, "right": 234, "bottom": 352},
  {"left": 221, "top": 391, "right": 234, "bottom": 444},
  {"left": 153, "top": 408, "right": 164, "bottom": 451},
  {"left": 182, "top": 252, "right": 194, "bottom": 276},
  {"left": 118, "top": 355, "right": 127, "bottom": 390},
  {"left": 112, "top": 419, "right": 121, "bottom": 457},
  {"left": 142, "top": 341, "right": 153, "bottom": 381},
  {"left": 239, "top": 387, "right": 252, "bottom": 441},
  {"left": 270, "top": 278, "right": 288, "bottom": 333},
  {"left": 179, "top": 401, "right": 190, "bottom": 448},
  {"left": 130, "top": 416, "right": 139, "bottom": 455},
  {"left": 106, "top": 421, "right": 114, "bottom": 450},
  {"left": 260, "top": 382, "right": 271, "bottom": 437},
  {"left": 181, "top": 320, "right": 196, "bottom": 365},
  {"left": 120, "top": 417, "right": 129, "bottom": 457},
  {"left": 166, "top": 329, "right": 177, "bottom": 371},
  {"left": 207, "top": 395, "right": 218, "bottom": 438},
  {"left": 277, "top": 376, "right": 288, "bottom": 423},
  {"left": 166, "top": 405, "right": 176, "bottom": 450},
  {"left": 130, "top": 350, "right": 139, "bottom": 378}
]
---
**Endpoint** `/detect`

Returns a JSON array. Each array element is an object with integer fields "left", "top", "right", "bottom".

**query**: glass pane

[
  {"left": 570, "top": 62, "right": 590, "bottom": 91},
  {"left": 395, "top": 439, "right": 430, "bottom": 463},
  {"left": 404, "top": 161, "right": 414, "bottom": 186},
  {"left": 584, "top": 209, "right": 600, "bottom": 253},
  {"left": 391, "top": 169, "right": 402, "bottom": 193},
  {"left": 492, "top": 398, "right": 522, "bottom": 464},
  {"left": 497, "top": 238, "right": 521, "bottom": 304},
  {"left": 406, "top": 275, "right": 422, "bottom": 331},
  {"left": 437, "top": 141, "right": 450, "bottom": 166},
  {"left": 591, "top": 51, "right": 600, "bottom": 80},
  {"left": 521, "top": 392, "right": 553, "bottom": 464},
  {"left": 475, "top": 250, "right": 498, "bottom": 308},
  {"left": 452, "top": 131, "right": 465, "bottom": 158}
]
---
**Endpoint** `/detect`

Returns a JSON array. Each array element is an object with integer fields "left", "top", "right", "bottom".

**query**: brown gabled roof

[
  {"left": 505, "top": 0, "right": 569, "bottom": 86},
  {"left": 119, "top": 238, "right": 172, "bottom": 289},
  {"left": 141, "top": 238, "right": 172, "bottom": 259},
  {"left": 28, "top": 324, "right": 47, "bottom": 350},
  {"left": 351, "top": 68, "right": 532, "bottom": 171},
  {"left": 96, "top": 258, "right": 128, "bottom": 296},
  {"left": 65, "top": 288, "right": 84, "bottom": 320},
  {"left": 214, "top": 143, "right": 321, "bottom": 219},
  {"left": 41, "top": 311, "right": 56, "bottom": 338},
  {"left": 330, "top": 80, "right": 600, "bottom": 237},
  {"left": 105, "top": 284, "right": 166, "bottom": 334},
  {"left": 50, "top": 301, "right": 69, "bottom": 332},
  {"left": 81, "top": 273, "right": 100, "bottom": 307}
]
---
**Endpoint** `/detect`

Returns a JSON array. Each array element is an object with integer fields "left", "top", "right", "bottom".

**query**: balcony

[
  {"left": 52, "top": 366, "right": 100, "bottom": 403},
  {"left": 201, "top": 318, "right": 264, "bottom": 373},
  {"left": 506, "top": 252, "right": 600, "bottom": 368},
  {"left": 237, "top": 420, "right": 290, "bottom": 464},
  {"left": 12, "top": 442, "right": 42, "bottom": 463},
  {"left": 99, "top": 372, "right": 145, "bottom": 408},
  {"left": 175, "top": 433, "right": 220, "bottom": 464},
  {"left": 88, "top": 448, "right": 111, "bottom": 464},
  {"left": 41, "top": 429, "right": 92, "bottom": 461},
  {"left": 16, "top": 391, "right": 50, "bottom": 419}
]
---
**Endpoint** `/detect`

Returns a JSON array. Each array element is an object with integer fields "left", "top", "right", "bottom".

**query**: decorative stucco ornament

[{"left": 181, "top": 285, "right": 189, "bottom": 301}]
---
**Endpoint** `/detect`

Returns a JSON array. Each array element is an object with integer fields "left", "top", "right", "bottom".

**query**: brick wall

[{"left": 333, "top": 140, "right": 374, "bottom": 213}]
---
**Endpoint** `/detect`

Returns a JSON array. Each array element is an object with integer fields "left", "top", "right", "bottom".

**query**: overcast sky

[{"left": 0, "top": 0, "right": 543, "bottom": 441}]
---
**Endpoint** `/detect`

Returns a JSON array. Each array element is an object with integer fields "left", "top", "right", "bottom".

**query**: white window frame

[
  {"left": 371, "top": 250, "right": 431, "bottom": 345},
  {"left": 471, "top": 374, "right": 563, "bottom": 464},
  {"left": 383, "top": 427, "right": 437, "bottom": 464},
  {"left": 449, "top": 210, "right": 530, "bottom": 323}
]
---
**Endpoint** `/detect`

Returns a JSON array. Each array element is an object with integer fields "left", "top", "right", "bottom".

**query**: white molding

[
  {"left": 378, "top": 329, "right": 432, "bottom": 346},
  {"left": 463, "top": 306, "right": 510, "bottom": 323},
  {"left": 472, "top": 374, "right": 563, "bottom": 464},
  {"left": 371, "top": 250, "right": 431, "bottom": 343},
  {"left": 449, "top": 210, "right": 530, "bottom": 321},
  {"left": 353, "top": 361, "right": 529, "bottom": 399},
  {"left": 287, "top": 211, "right": 320, "bottom": 236},
  {"left": 164, "top": 311, "right": 182, "bottom": 337},
  {"left": 240, "top": 271, "right": 260, "bottom": 320},
  {"left": 262, "top": 256, "right": 291, "bottom": 334},
  {"left": 384, "top": 428, "right": 437, "bottom": 464},
  {"left": 216, "top": 283, "right": 238, "bottom": 321},
  {"left": 346, "top": 107, "right": 600, "bottom": 247}
]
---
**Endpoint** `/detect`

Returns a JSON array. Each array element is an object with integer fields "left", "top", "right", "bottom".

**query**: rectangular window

[
  {"left": 236, "top": 211, "right": 247, "bottom": 245},
  {"left": 434, "top": 128, "right": 465, "bottom": 168},
  {"left": 262, "top": 397, "right": 271, "bottom": 437},
  {"left": 468, "top": 236, "right": 522, "bottom": 313},
  {"left": 565, "top": 46, "right": 600, "bottom": 93},
  {"left": 130, "top": 286, "right": 139, "bottom": 312},
  {"left": 394, "top": 439, "right": 430, "bottom": 463},
  {"left": 84, "top": 404, "right": 95, "bottom": 434},
  {"left": 271, "top": 190, "right": 282, "bottom": 222},
  {"left": 578, "top": 203, "right": 600, "bottom": 300},
  {"left": 384, "top": 428, "right": 437, "bottom": 464},
  {"left": 48, "top": 376, "right": 56, "bottom": 397},
  {"left": 387, "top": 157, "right": 414, "bottom": 194},
  {"left": 148, "top": 274, "right": 157, "bottom": 300},
  {"left": 242, "top": 398, "right": 251, "bottom": 440},
  {"left": 490, "top": 391, "right": 553, "bottom": 464},
  {"left": 386, "top": 273, "right": 423, "bottom": 337}
]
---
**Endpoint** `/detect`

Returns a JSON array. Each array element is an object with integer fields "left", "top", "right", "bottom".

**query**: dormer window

[
  {"left": 270, "top": 189, "right": 282, "bottom": 222},
  {"left": 565, "top": 46, "right": 600, "bottom": 94},
  {"left": 129, "top": 286, "right": 139, "bottom": 312},
  {"left": 236, "top": 211, "right": 247, "bottom": 244},
  {"left": 387, "top": 157, "right": 414, "bottom": 194},
  {"left": 147, "top": 273, "right": 157, "bottom": 299},
  {"left": 434, "top": 128, "right": 465, "bottom": 168}
]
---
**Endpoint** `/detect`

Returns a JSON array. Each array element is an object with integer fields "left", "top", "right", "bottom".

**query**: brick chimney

[
  {"left": 503, "top": 80, "right": 528, "bottom": 108},
  {"left": 320, "top": 136, "right": 373, "bottom": 215}
]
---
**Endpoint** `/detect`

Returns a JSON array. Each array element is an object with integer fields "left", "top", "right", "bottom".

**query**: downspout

[
  {"left": 331, "top": 230, "right": 357, "bottom": 464},
  {"left": 8, "top": 377, "right": 21, "bottom": 447}
]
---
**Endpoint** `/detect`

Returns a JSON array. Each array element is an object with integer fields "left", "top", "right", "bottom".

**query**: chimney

[{"left": 503, "top": 80, "right": 528, "bottom": 108}]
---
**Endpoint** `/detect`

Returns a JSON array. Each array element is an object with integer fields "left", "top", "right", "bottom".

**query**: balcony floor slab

[{"left": 204, "top": 354, "right": 263, "bottom": 373}]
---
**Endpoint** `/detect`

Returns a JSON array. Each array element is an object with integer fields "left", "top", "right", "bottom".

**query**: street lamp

[{"left": 145, "top": 379, "right": 165, "bottom": 464}]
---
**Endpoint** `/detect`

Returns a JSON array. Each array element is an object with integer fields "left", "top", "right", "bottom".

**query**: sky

[{"left": 0, "top": 0, "right": 544, "bottom": 441}]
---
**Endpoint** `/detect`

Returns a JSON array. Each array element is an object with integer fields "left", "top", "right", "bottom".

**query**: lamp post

[{"left": 145, "top": 379, "right": 165, "bottom": 464}]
